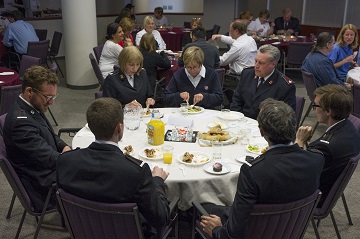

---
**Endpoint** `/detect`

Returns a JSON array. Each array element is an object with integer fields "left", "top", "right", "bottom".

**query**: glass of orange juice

[{"left": 162, "top": 145, "right": 174, "bottom": 164}]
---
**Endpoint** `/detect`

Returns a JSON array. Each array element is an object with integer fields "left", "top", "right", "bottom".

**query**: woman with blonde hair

[
  {"left": 118, "top": 17, "right": 135, "bottom": 47},
  {"left": 103, "top": 46, "right": 155, "bottom": 108},
  {"left": 328, "top": 24, "right": 359, "bottom": 81},
  {"left": 139, "top": 33, "right": 171, "bottom": 94},
  {"left": 182, "top": 17, "right": 203, "bottom": 47},
  {"left": 163, "top": 46, "right": 223, "bottom": 109},
  {"left": 239, "top": 11, "right": 253, "bottom": 25},
  {"left": 135, "top": 16, "right": 166, "bottom": 50}
]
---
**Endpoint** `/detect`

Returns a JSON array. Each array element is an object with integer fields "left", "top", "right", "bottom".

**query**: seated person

[
  {"left": 295, "top": 84, "right": 360, "bottom": 207},
  {"left": 114, "top": 7, "right": 131, "bottom": 24},
  {"left": 178, "top": 26, "right": 220, "bottom": 69},
  {"left": 99, "top": 23, "right": 124, "bottom": 78},
  {"left": 238, "top": 11, "right": 254, "bottom": 26},
  {"left": 118, "top": 17, "right": 135, "bottom": 47},
  {"left": 154, "top": 6, "right": 168, "bottom": 27},
  {"left": 135, "top": 16, "right": 166, "bottom": 50},
  {"left": 103, "top": 46, "right": 155, "bottom": 108},
  {"left": 327, "top": 24, "right": 358, "bottom": 81},
  {"left": 230, "top": 44, "right": 296, "bottom": 119},
  {"left": 163, "top": 46, "right": 223, "bottom": 109},
  {"left": 273, "top": 8, "right": 301, "bottom": 35},
  {"left": 182, "top": 17, "right": 202, "bottom": 47},
  {"left": 247, "top": 9, "right": 274, "bottom": 37},
  {"left": 302, "top": 32, "right": 351, "bottom": 89},
  {"left": 139, "top": 32, "right": 171, "bottom": 93},
  {"left": 57, "top": 98, "right": 170, "bottom": 238},
  {"left": 200, "top": 98, "right": 325, "bottom": 238},
  {"left": 3, "top": 66, "right": 71, "bottom": 212},
  {"left": 125, "top": 3, "right": 137, "bottom": 24}
]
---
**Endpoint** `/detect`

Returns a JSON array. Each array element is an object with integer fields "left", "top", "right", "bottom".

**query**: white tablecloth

[
  {"left": 72, "top": 108, "right": 266, "bottom": 210},
  {"left": 347, "top": 67, "right": 360, "bottom": 84}
]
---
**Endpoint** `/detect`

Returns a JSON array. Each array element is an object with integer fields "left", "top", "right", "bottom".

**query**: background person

[
  {"left": 200, "top": 98, "right": 325, "bottom": 238},
  {"left": 99, "top": 22, "right": 124, "bottom": 78},
  {"left": 163, "top": 46, "right": 223, "bottom": 109},
  {"left": 239, "top": 11, "right": 253, "bottom": 25},
  {"left": 135, "top": 16, "right": 166, "bottom": 50},
  {"left": 125, "top": 3, "right": 137, "bottom": 24},
  {"left": 3, "top": 66, "right": 71, "bottom": 212},
  {"left": 57, "top": 98, "right": 170, "bottom": 239},
  {"left": 154, "top": 6, "right": 168, "bottom": 27},
  {"left": 118, "top": 17, "right": 135, "bottom": 47},
  {"left": 181, "top": 17, "right": 202, "bottom": 47},
  {"left": 273, "top": 8, "right": 301, "bottom": 35},
  {"left": 114, "top": 7, "right": 131, "bottom": 24},
  {"left": 247, "top": 9, "right": 274, "bottom": 37},
  {"left": 103, "top": 46, "right": 155, "bottom": 109}
]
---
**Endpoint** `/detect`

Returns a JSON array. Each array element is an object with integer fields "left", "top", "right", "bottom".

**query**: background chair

[
  {"left": 283, "top": 42, "right": 313, "bottom": 74},
  {"left": 215, "top": 68, "right": 225, "bottom": 110},
  {"left": 27, "top": 40, "right": 50, "bottom": 67},
  {"left": 348, "top": 114, "right": 360, "bottom": 133},
  {"left": 300, "top": 70, "right": 319, "bottom": 132},
  {"left": 206, "top": 24, "right": 221, "bottom": 41},
  {"left": 0, "top": 136, "right": 58, "bottom": 239},
  {"left": 89, "top": 53, "right": 105, "bottom": 90},
  {"left": 295, "top": 95, "right": 306, "bottom": 129},
  {"left": 351, "top": 83, "right": 360, "bottom": 118},
  {"left": 0, "top": 85, "right": 22, "bottom": 116},
  {"left": 312, "top": 153, "right": 360, "bottom": 239},
  {"left": 192, "top": 189, "right": 321, "bottom": 239},
  {"left": 92, "top": 44, "right": 104, "bottom": 64},
  {"left": 48, "top": 31, "right": 64, "bottom": 77},
  {"left": 57, "top": 188, "right": 180, "bottom": 239},
  {"left": 18, "top": 55, "right": 41, "bottom": 81},
  {"left": 34, "top": 29, "right": 48, "bottom": 41}
]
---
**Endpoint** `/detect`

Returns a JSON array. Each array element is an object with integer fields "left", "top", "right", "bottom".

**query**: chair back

[
  {"left": 352, "top": 83, "right": 360, "bottom": 118},
  {"left": 287, "top": 42, "right": 313, "bottom": 66},
  {"left": 93, "top": 44, "right": 104, "bottom": 64},
  {"left": 212, "top": 24, "right": 221, "bottom": 35},
  {"left": 314, "top": 153, "right": 360, "bottom": 219},
  {"left": 184, "top": 21, "right": 191, "bottom": 28},
  {"left": 0, "top": 85, "right": 22, "bottom": 116},
  {"left": 57, "top": 188, "right": 145, "bottom": 239},
  {"left": 27, "top": 40, "right": 50, "bottom": 65},
  {"left": 49, "top": 31, "right": 62, "bottom": 56},
  {"left": 215, "top": 68, "right": 225, "bottom": 88},
  {"left": 18, "top": 55, "right": 41, "bottom": 78},
  {"left": 89, "top": 53, "right": 105, "bottom": 89},
  {"left": 34, "top": 29, "right": 48, "bottom": 41},
  {"left": 295, "top": 96, "right": 305, "bottom": 129},
  {"left": 301, "top": 70, "right": 317, "bottom": 103},
  {"left": 244, "top": 190, "right": 321, "bottom": 239},
  {"left": 348, "top": 114, "right": 360, "bottom": 133}
]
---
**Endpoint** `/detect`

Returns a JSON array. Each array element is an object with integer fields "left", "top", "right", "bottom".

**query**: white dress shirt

[
  {"left": 247, "top": 18, "right": 271, "bottom": 37},
  {"left": 135, "top": 29, "right": 167, "bottom": 50}
]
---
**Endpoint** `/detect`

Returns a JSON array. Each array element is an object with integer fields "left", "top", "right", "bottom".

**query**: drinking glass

[
  {"left": 162, "top": 145, "right": 174, "bottom": 164},
  {"left": 180, "top": 103, "right": 188, "bottom": 115},
  {"left": 212, "top": 141, "right": 223, "bottom": 162},
  {"left": 124, "top": 106, "right": 141, "bottom": 130}
]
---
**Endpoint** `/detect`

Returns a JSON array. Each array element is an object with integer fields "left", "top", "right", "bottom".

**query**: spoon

[{"left": 179, "top": 164, "right": 186, "bottom": 176}]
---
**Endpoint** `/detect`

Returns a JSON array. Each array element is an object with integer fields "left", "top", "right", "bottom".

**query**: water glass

[
  {"left": 212, "top": 141, "right": 223, "bottom": 162},
  {"left": 180, "top": 103, "right": 188, "bottom": 115},
  {"left": 162, "top": 145, "right": 174, "bottom": 164},
  {"left": 124, "top": 106, "right": 141, "bottom": 131},
  {"left": 238, "top": 128, "right": 251, "bottom": 145}
]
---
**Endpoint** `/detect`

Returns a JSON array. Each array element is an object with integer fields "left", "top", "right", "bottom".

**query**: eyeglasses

[
  {"left": 185, "top": 65, "right": 201, "bottom": 71},
  {"left": 312, "top": 104, "right": 322, "bottom": 110},
  {"left": 33, "top": 88, "right": 58, "bottom": 102}
]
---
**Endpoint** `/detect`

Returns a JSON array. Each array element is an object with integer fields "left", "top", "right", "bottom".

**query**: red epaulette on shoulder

[{"left": 282, "top": 75, "right": 295, "bottom": 85}]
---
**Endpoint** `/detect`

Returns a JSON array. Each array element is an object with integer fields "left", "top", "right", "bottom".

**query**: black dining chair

[{"left": 48, "top": 31, "right": 64, "bottom": 77}]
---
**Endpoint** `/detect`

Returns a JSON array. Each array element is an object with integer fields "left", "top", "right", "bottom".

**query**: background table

[
  {"left": 158, "top": 58, "right": 182, "bottom": 88},
  {"left": 72, "top": 108, "right": 266, "bottom": 211},
  {"left": 347, "top": 67, "right": 360, "bottom": 84},
  {"left": 158, "top": 27, "right": 185, "bottom": 52},
  {"left": 0, "top": 67, "right": 20, "bottom": 86}
]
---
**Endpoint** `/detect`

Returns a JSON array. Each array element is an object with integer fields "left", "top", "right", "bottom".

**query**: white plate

[
  {"left": 178, "top": 151, "right": 211, "bottom": 165},
  {"left": 120, "top": 145, "right": 135, "bottom": 156},
  {"left": 180, "top": 106, "right": 205, "bottom": 114},
  {"left": 246, "top": 144, "right": 267, "bottom": 155},
  {"left": 272, "top": 42, "right": 281, "bottom": 45},
  {"left": 235, "top": 155, "right": 254, "bottom": 166},
  {"left": 208, "top": 121, "right": 229, "bottom": 130},
  {"left": 85, "top": 123, "right": 89, "bottom": 129},
  {"left": 217, "top": 112, "right": 244, "bottom": 121},
  {"left": 139, "top": 147, "right": 163, "bottom": 160},
  {"left": 203, "top": 163, "right": 231, "bottom": 175}
]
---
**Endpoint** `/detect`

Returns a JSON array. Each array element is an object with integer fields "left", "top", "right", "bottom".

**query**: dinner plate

[
  {"left": 120, "top": 145, "right": 135, "bottom": 156},
  {"left": 203, "top": 163, "right": 231, "bottom": 175},
  {"left": 178, "top": 151, "right": 211, "bottom": 165},
  {"left": 139, "top": 147, "right": 163, "bottom": 160},
  {"left": 246, "top": 144, "right": 267, "bottom": 155},
  {"left": 180, "top": 106, "right": 205, "bottom": 114},
  {"left": 208, "top": 121, "right": 229, "bottom": 130},
  {"left": 217, "top": 112, "right": 244, "bottom": 121}
]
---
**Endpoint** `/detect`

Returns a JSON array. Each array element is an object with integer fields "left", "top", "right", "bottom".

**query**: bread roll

[
  {"left": 209, "top": 125, "right": 222, "bottom": 134},
  {"left": 219, "top": 134, "right": 231, "bottom": 141}
]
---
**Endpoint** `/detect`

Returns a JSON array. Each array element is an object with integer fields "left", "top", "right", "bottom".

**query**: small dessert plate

[{"left": 203, "top": 163, "right": 231, "bottom": 175}]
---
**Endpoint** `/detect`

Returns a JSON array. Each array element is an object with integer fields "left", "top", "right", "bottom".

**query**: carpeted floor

[{"left": 0, "top": 59, "right": 359, "bottom": 239}]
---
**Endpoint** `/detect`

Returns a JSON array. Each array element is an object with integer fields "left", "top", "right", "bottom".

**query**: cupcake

[{"left": 213, "top": 162, "right": 223, "bottom": 172}]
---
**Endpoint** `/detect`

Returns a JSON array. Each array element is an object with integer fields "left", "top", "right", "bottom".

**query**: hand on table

[
  {"left": 152, "top": 166, "right": 169, "bottom": 181},
  {"left": 180, "top": 92, "right": 190, "bottom": 102},
  {"left": 126, "top": 100, "right": 142, "bottom": 108},
  {"left": 295, "top": 126, "right": 313, "bottom": 148},
  {"left": 193, "top": 93, "right": 203, "bottom": 104},
  {"left": 200, "top": 214, "right": 222, "bottom": 236}
]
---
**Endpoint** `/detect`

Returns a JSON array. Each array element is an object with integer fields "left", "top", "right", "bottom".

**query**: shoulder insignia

[
  {"left": 282, "top": 75, "right": 295, "bottom": 85},
  {"left": 125, "top": 154, "right": 144, "bottom": 167},
  {"left": 308, "top": 148, "right": 324, "bottom": 155},
  {"left": 319, "top": 132, "right": 333, "bottom": 144},
  {"left": 250, "top": 155, "right": 264, "bottom": 166},
  {"left": 16, "top": 109, "right": 27, "bottom": 119}
]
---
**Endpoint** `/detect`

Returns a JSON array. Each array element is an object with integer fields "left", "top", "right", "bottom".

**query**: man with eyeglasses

[
  {"left": 3, "top": 66, "right": 71, "bottom": 212},
  {"left": 295, "top": 84, "right": 360, "bottom": 207}
]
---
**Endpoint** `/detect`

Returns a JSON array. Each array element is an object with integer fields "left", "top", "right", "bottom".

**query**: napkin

[
  {"left": 0, "top": 72, "right": 14, "bottom": 75},
  {"left": 167, "top": 115, "right": 194, "bottom": 128}
]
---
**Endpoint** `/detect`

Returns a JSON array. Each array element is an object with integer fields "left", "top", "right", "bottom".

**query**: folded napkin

[
  {"left": 0, "top": 72, "right": 14, "bottom": 75},
  {"left": 167, "top": 115, "right": 194, "bottom": 128}
]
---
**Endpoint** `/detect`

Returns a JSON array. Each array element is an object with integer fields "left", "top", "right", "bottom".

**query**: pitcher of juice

[{"left": 147, "top": 109, "right": 165, "bottom": 145}]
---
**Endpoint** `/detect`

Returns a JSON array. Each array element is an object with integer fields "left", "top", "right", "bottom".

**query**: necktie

[{"left": 257, "top": 77, "right": 264, "bottom": 87}]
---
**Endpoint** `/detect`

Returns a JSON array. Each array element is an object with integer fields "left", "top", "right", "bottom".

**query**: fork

[{"left": 179, "top": 165, "right": 186, "bottom": 176}]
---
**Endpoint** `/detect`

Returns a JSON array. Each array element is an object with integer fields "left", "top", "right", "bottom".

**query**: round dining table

[
  {"left": 72, "top": 108, "right": 267, "bottom": 211},
  {"left": 0, "top": 67, "right": 20, "bottom": 86}
]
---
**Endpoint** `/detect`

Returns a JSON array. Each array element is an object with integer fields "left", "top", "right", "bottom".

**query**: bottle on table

[{"left": 147, "top": 109, "right": 165, "bottom": 146}]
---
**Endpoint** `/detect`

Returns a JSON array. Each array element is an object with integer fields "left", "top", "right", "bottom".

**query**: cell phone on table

[
  {"left": 245, "top": 155, "right": 255, "bottom": 163},
  {"left": 192, "top": 201, "right": 210, "bottom": 216}
]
